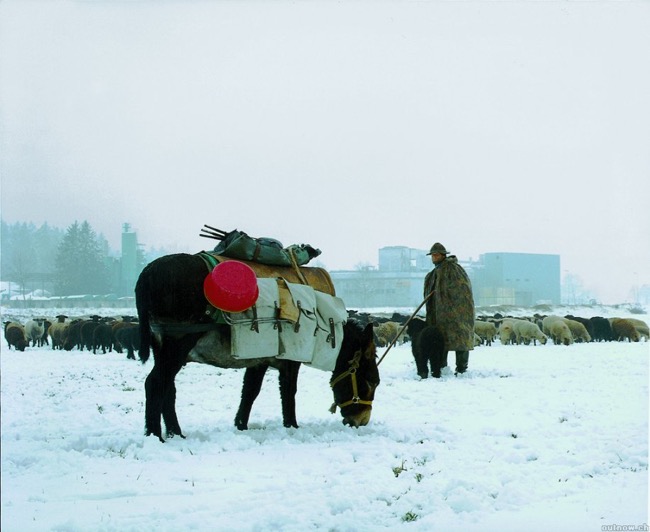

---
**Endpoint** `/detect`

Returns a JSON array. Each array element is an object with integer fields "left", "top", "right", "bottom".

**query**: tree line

[{"left": 1, "top": 220, "right": 151, "bottom": 298}]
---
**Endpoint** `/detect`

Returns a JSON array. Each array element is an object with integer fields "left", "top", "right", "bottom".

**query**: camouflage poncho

[{"left": 423, "top": 255, "right": 475, "bottom": 351}]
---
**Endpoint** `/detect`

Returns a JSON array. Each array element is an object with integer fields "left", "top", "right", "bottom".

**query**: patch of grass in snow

[{"left": 393, "top": 459, "right": 407, "bottom": 477}]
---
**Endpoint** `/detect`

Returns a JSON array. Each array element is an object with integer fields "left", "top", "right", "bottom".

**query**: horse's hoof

[{"left": 145, "top": 430, "right": 166, "bottom": 443}]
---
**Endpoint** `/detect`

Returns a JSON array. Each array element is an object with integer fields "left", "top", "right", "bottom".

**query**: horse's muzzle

[{"left": 342, "top": 407, "right": 372, "bottom": 428}]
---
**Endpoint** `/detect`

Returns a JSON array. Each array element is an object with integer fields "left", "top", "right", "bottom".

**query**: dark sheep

[
  {"left": 63, "top": 319, "right": 84, "bottom": 351},
  {"left": 610, "top": 318, "right": 641, "bottom": 342},
  {"left": 589, "top": 316, "right": 613, "bottom": 342},
  {"left": 115, "top": 323, "right": 140, "bottom": 360},
  {"left": 111, "top": 316, "right": 138, "bottom": 354},
  {"left": 4, "top": 322, "right": 29, "bottom": 351},
  {"left": 93, "top": 318, "right": 116, "bottom": 354},
  {"left": 407, "top": 318, "right": 446, "bottom": 379},
  {"left": 80, "top": 316, "right": 102, "bottom": 351},
  {"left": 40, "top": 319, "right": 52, "bottom": 347},
  {"left": 390, "top": 312, "right": 410, "bottom": 324}
]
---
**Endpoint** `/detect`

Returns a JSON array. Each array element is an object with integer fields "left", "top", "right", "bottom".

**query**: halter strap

[{"left": 330, "top": 350, "right": 374, "bottom": 409}]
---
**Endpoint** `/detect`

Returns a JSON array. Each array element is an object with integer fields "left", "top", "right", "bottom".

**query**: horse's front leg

[
  {"left": 235, "top": 364, "right": 269, "bottom": 430},
  {"left": 278, "top": 361, "right": 301, "bottom": 428}
]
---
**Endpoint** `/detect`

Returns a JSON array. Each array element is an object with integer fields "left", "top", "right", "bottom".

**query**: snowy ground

[{"left": 1, "top": 306, "right": 648, "bottom": 531}]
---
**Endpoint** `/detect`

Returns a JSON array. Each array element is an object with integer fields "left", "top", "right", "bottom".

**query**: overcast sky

[{"left": 1, "top": 0, "right": 649, "bottom": 304}]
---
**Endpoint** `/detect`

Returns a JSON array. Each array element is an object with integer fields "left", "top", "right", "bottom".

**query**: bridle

[{"left": 329, "top": 349, "right": 375, "bottom": 410}]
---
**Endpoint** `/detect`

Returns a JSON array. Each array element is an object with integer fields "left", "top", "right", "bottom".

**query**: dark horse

[
  {"left": 135, "top": 253, "right": 380, "bottom": 442},
  {"left": 407, "top": 317, "right": 446, "bottom": 379}
]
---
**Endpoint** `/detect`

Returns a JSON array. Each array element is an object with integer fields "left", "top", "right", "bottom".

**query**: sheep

[
  {"left": 626, "top": 318, "right": 649, "bottom": 341},
  {"left": 541, "top": 315, "right": 561, "bottom": 336},
  {"left": 590, "top": 316, "right": 613, "bottom": 342},
  {"left": 48, "top": 315, "right": 69, "bottom": 350},
  {"left": 108, "top": 316, "right": 133, "bottom": 353},
  {"left": 114, "top": 323, "right": 141, "bottom": 360},
  {"left": 63, "top": 319, "right": 84, "bottom": 351},
  {"left": 564, "top": 315, "right": 594, "bottom": 340},
  {"left": 498, "top": 319, "right": 517, "bottom": 345},
  {"left": 406, "top": 318, "right": 446, "bottom": 379},
  {"left": 562, "top": 318, "right": 591, "bottom": 343},
  {"left": 610, "top": 318, "right": 641, "bottom": 342},
  {"left": 542, "top": 316, "right": 573, "bottom": 346},
  {"left": 4, "top": 321, "right": 28, "bottom": 351},
  {"left": 473, "top": 332, "right": 482, "bottom": 347},
  {"left": 474, "top": 320, "right": 497, "bottom": 346},
  {"left": 93, "top": 317, "right": 117, "bottom": 354},
  {"left": 549, "top": 321, "right": 573, "bottom": 346},
  {"left": 80, "top": 315, "right": 102, "bottom": 351},
  {"left": 40, "top": 319, "right": 52, "bottom": 347},
  {"left": 511, "top": 318, "right": 548, "bottom": 345},
  {"left": 374, "top": 321, "right": 405, "bottom": 347},
  {"left": 24, "top": 318, "right": 46, "bottom": 347}
]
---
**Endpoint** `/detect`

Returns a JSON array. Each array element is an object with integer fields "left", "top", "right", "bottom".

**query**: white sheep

[
  {"left": 511, "top": 318, "right": 548, "bottom": 345},
  {"left": 474, "top": 320, "right": 497, "bottom": 346},
  {"left": 374, "top": 321, "right": 405, "bottom": 347},
  {"left": 542, "top": 316, "right": 574, "bottom": 346},
  {"left": 24, "top": 318, "right": 46, "bottom": 347},
  {"left": 498, "top": 319, "right": 517, "bottom": 345},
  {"left": 562, "top": 318, "right": 591, "bottom": 343}
]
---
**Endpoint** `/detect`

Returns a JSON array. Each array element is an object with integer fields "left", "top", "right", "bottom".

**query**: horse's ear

[{"left": 362, "top": 323, "right": 375, "bottom": 347}]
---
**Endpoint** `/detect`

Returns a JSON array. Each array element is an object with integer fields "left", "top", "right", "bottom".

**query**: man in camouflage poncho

[{"left": 423, "top": 242, "right": 475, "bottom": 374}]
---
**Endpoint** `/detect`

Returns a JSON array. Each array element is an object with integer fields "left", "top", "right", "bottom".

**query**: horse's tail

[{"left": 134, "top": 268, "right": 152, "bottom": 364}]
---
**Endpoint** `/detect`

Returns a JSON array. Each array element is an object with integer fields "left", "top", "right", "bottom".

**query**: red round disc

[{"left": 203, "top": 261, "right": 259, "bottom": 312}]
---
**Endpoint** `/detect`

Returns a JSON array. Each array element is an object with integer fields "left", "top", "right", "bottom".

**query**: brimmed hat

[{"left": 426, "top": 242, "right": 449, "bottom": 256}]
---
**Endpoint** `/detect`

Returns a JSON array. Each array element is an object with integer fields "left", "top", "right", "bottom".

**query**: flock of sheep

[
  {"left": 3, "top": 314, "right": 141, "bottom": 358},
  {"left": 367, "top": 311, "right": 649, "bottom": 349},
  {"left": 3, "top": 311, "right": 648, "bottom": 356},
  {"left": 473, "top": 314, "right": 647, "bottom": 346}
]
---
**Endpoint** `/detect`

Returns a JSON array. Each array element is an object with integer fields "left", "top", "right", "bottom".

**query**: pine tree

[
  {"left": 1, "top": 221, "right": 64, "bottom": 297},
  {"left": 54, "top": 221, "right": 111, "bottom": 295}
]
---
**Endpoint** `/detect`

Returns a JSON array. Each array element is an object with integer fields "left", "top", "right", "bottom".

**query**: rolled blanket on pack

[{"left": 201, "top": 228, "right": 321, "bottom": 267}]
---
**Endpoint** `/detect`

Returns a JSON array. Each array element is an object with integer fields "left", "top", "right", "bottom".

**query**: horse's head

[{"left": 330, "top": 320, "right": 380, "bottom": 428}]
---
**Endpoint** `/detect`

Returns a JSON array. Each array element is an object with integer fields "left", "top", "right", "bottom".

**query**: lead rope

[{"left": 376, "top": 291, "right": 433, "bottom": 366}]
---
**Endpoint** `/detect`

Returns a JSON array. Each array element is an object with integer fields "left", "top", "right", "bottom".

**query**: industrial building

[{"left": 330, "top": 246, "right": 561, "bottom": 309}]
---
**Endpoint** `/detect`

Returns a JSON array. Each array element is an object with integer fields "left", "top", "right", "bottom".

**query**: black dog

[{"left": 407, "top": 318, "right": 446, "bottom": 379}]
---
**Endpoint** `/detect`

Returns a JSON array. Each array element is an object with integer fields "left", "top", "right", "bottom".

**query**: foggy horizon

[{"left": 1, "top": 1, "right": 648, "bottom": 305}]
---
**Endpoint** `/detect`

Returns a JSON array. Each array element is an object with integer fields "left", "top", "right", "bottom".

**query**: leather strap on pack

[{"left": 288, "top": 247, "right": 310, "bottom": 286}]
